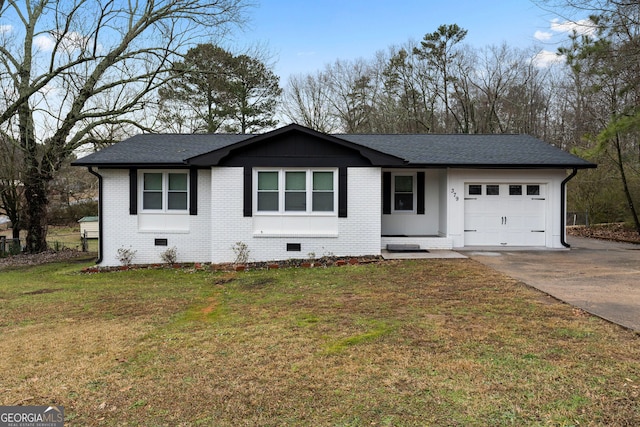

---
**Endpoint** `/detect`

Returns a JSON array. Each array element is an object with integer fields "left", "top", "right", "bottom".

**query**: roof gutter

[
  {"left": 560, "top": 168, "right": 579, "bottom": 248},
  {"left": 87, "top": 167, "right": 103, "bottom": 264}
]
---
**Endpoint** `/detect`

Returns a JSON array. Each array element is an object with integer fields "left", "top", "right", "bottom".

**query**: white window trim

[
  {"left": 391, "top": 172, "right": 417, "bottom": 214},
  {"left": 139, "top": 170, "right": 190, "bottom": 213},
  {"left": 254, "top": 168, "right": 338, "bottom": 216}
]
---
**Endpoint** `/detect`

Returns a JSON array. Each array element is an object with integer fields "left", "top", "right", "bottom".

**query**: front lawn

[{"left": 0, "top": 259, "right": 638, "bottom": 425}]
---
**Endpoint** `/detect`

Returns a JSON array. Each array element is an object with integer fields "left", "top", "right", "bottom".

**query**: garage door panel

[{"left": 464, "top": 183, "right": 546, "bottom": 247}]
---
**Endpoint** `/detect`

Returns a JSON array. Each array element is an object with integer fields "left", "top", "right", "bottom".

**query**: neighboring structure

[
  {"left": 73, "top": 124, "right": 595, "bottom": 266},
  {"left": 78, "top": 216, "right": 99, "bottom": 239}
]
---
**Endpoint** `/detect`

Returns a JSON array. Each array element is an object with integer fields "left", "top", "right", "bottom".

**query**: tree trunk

[
  {"left": 24, "top": 172, "right": 50, "bottom": 253},
  {"left": 614, "top": 134, "right": 640, "bottom": 235}
]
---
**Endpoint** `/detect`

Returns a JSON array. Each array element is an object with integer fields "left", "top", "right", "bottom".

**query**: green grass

[{"left": 0, "top": 259, "right": 638, "bottom": 426}]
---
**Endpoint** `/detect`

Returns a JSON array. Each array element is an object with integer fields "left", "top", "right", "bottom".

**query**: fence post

[
  {"left": 10, "top": 238, "right": 21, "bottom": 254},
  {"left": 82, "top": 230, "right": 88, "bottom": 252},
  {"left": 0, "top": 236, "right": 5, "bottom": 254}
]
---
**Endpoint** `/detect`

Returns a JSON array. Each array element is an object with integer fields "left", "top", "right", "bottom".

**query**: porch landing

[
  {"left": 381, "top": 250, "right": 467, "bottom": 260},
  {"left": 381, "top": 235, "right": 454, "bottom": 250},
  {"left": 381, "top": 235, "right": 465, "bottom": 259}
]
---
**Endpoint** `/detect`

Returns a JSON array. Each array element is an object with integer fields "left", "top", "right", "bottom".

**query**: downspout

[
  {"left": 560, "top": 168, "right": 578, "bottom": 248},
  {"left": 87, "top": 167, "right": 103, "bottom": 263}
]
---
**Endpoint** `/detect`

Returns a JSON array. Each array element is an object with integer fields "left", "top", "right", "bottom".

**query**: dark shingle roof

[
  {"left": 338, "top": 134, "right": 594, "bottom": 168},
  {"left": 74, "top": 134, "right": 248, "bottom": 166},
  {"left": 73, "top": 128, "right": 595, "bottom": 169}
]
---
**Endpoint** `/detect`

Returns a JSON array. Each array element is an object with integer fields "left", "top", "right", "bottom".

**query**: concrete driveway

[{"left": 467, "top": 236, "right": 640, "bottom": 332}]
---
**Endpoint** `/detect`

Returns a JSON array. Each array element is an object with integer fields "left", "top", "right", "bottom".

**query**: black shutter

[
  {"left": 189, "top": 168, "right": 198, "bottom": 215},
  {"left": 129, "top": 168, "right": 137, "bottom": 215},
  {"left": 243, "top": 167, "right": 252, "bottom": 217},
  {"left": 417, "top": 171, "right": 425, "bottom": 215},
  {"left": 382, "top": 172, "right": 391, "bottom": 214},
  {"left": 338, "top": 167, "right": 347, "bottom": 217}
]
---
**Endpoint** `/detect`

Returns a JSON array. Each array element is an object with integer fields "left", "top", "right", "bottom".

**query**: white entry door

[{"left": 464, "top": 183, "right": 546, "bottom": 246}]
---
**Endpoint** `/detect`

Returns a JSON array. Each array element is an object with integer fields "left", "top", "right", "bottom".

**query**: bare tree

[
  {"left": 471, "top": 44, "right": 524, "bottom": 133},
  {"left": 0, "top": 0, "right": 247, "bottom": 252},
  {"left": 280, "top": 72, "right": 340, "bottom": 133},
  {"left": 0, "top": 133, "right": 23, "bottom": 239},
  {"left": 322, "top": 58, "right": 379, "bottom": 133},
  {"left": 378, "top": 43, "right": 436, "bottom": 133}
]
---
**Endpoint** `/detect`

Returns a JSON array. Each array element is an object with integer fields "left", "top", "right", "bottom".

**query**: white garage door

[{"left": 464, "top": 183, "right": 546, "bottom": 246}]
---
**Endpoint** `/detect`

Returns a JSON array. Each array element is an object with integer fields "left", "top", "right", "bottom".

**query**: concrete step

[{"left": 386, "top": 244, "right": 428, "bottom": 253}]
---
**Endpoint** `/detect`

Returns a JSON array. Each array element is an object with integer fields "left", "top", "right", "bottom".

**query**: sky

[{"left": 230, "top": 0, "right": 592, "bottom": 81}]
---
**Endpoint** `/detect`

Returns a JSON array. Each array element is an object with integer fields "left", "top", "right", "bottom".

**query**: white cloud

[
  {"left": 532, "top": 49, "right": 565, "bottom": 68},
  {"left": 0, "top": 25, "right": 12, "bottom": 34},
  {"left": 33, "top": 31, "right": 93, "bottom": 53},
  {"left": 532, "top": 18, "right": 598, "bottom": 51},
  {"left": 549, "top": 18, "right": 597, "bottom": 36},
  {"left": 534, "top": 30, "right": 553, "bottom": 41},
  {"left": 63, "top": 31, "right": 90, "bottom": 50},
  {"left": 34, "top": 35, "right": 55, "bottom": 51}
]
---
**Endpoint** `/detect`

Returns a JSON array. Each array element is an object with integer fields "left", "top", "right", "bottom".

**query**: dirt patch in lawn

[{"left": 21, "top": 288, "right": 63, "bottom": 295}]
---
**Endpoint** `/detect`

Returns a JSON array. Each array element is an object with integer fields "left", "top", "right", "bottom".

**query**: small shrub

[
  {"left": 51, "top": 241, "right": 66, "bottom": 252},
  {"left": 160, "top": 246, "right": 178, "bottom": 264},
  {"left": 117, "top": 246, "right": 137, "bottom": 266},
  {"left": 232, "top": 241, "right": 250, "bottom": 265}
]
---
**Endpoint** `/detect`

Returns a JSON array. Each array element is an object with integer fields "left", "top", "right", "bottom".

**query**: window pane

[
  {"left": 395, "top": 194, "right": 413, "bottom": 210},
  {"left": 143, "top": 192, "right": 162, "bottom": 210},
  {"left": 313, "top": 172, "right": 333, "bottom": 191},
  {"left": 286, "top": 172, "right": 306, "bottom": 190},
  {"left": 257, "top": 192, "right": 278, "bottom": 211},
  {"left": 509, "top": 185, "right": 522, "bottom": 196},
  {"left": 527, "top": 185, "right": 540, "bottom": 196},
  {"left": 313, "top": 192, "right": 334, "bottom": 211},
  {"left": 486, "top": 185, "right": 499, "bottom": 195},
  {"left": 285, "top": 192, "right": 306, "bottom": 211},
  {"left": 169, "top": 173, "right": 187, "bottom": 191},
  {"left": 258, "top": 172, "right": 278, "bottom": 191},
  {"left": 168, "top": 192, "right": 187, "bottom": 210},
  {"left": 468, "top": 185, "right": 482, "bottom": 195},
  {"left": 395, "top": 176, "right": 413, "bottom": 192},
  {"left": 144, "top": 173, "right": 162, "bottom": 191}
]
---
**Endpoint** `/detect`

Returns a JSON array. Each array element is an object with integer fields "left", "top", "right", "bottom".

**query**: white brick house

[{"left": 73, "top": 124, "right": 595, "bottom": 266}]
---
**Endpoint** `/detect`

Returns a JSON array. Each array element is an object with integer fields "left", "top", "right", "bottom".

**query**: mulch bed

[
  {"left": 567, "top": 223, "right": 640, "bottom": 245},
  {"left": 82, "top": 255, "right": 384, "bottom": 274},
  {"left": 0, "top": 249, "right": 96, "bottom": 270}
]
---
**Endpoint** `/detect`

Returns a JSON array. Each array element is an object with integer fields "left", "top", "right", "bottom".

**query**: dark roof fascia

[
  {"left": 395, "top": 163, "right": 597, "bottom": 169},
  {"left": 72, "top": 162, "right": 193, "bottom": 169},
  {"left": 186, "top": 123, "right": 407, "bottom": 167}
]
